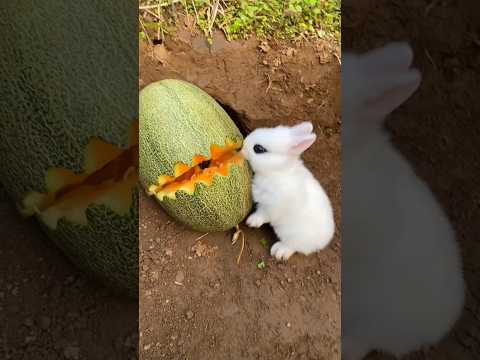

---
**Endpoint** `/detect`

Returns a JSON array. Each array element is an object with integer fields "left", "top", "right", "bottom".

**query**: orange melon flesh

[
  {"left": 21, "top": 120, "right": 139, "bottom": 229},
  {"left": 148, "top": 141, "right": 245, "bottom": 200}
]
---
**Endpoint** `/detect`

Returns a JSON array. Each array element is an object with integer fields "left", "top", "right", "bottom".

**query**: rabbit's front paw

[
  {"left": 271, "top": 242, "right": 295, "bottom": 261},
  {"left": 246, "top": 212, "right": 267, "bottom": 228}
]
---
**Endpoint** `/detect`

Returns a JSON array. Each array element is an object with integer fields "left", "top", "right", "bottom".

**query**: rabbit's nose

[{"left": 240, "top": 147, "right": 247, "bottom": 158}]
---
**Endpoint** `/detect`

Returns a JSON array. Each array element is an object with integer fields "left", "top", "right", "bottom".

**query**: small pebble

[
  {"left": 143, "top": 343, "right": 152, "bottom": 351},
  {"left": 186, "top": 311, "right": 194, "bottom": 320},
  {"left": 286, "top": 322, "right": 291, "bottom": 328},
  {"left": 175, "top": 271, "right": 185, "bottom": 284},
  {"left": 165, "top": 249, "right": 173, "bottom": 257}
]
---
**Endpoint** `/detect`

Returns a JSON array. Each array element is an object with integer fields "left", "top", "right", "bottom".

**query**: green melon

[
  {"left": 0, "top": 2, "right": 138, "bottom": 298},
  {"left": 139, "top": 79, "right": 253, "bottom": 232}
]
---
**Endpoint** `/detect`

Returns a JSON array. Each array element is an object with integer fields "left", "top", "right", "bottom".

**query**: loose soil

[
  {"left": 139, "top": 28, "right": 341, "bottom": 360},
  {"left": 0, "top": 198, "right": 138, "bottom": 359},
  {"left": 344, "top": 1, "right": 480, "bottom": 359}
]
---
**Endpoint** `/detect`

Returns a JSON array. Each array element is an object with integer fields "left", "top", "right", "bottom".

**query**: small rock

[
  {"left": 175, "top": 271, "right": 185, "bottom": 285},
  {"left": 258, "top": 41, "right": 271, "bottom": 53},
  {"left": 38, "top": 316, "right": 51, "bottom": 330},
  {"left": 287, "top": 278, "right": 292, "bottom": 283},
  {"left": 255, "top": 280, "right": 261, "bottom": 288},
  {"left": 285, "top": 48, "right": 296, "bottom": 57},
  {"left": 143, "top": 343, "right": 152, "bottom": 351},
  {"left": 186, "top": 311, "right": 194, "bottom": 320},
  {"left": 286, "top": 322, "right": 291, "bottom": 328},
  {"left": 64, "top": 345, "right": 80, "bottom": 360}
]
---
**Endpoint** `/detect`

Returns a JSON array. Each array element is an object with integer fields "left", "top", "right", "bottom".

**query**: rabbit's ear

[
  {"left": 362, "top": 42, "right": 414, "bottom": 74},
  {"left": 358, "top": 42, "right": 422, "bottom": 119},
  {"left": 289, "top": 133, "right": 317, "bottom": 155},
  {"left": 363, "top": 69, "right": 421, "bottom": 119},
  {"left": 291, "top": 121, "right": 314, "bottom": 135}
]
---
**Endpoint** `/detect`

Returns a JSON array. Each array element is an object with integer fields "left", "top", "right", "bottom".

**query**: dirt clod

[{"left": 185, "top": 311, "right": 194, "bottom": 320}]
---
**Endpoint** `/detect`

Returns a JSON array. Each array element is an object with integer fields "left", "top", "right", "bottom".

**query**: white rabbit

[
  {"left": 342, "top": 42, "right": 465, "bottom": 359},
  {"left": 240, "top": 122, "right": 335, "bottom": 261}
]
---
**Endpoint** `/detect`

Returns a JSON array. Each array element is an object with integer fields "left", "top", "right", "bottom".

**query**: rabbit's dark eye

[{"left": 253, "top": 144, "right": 268, "bottom": 154}]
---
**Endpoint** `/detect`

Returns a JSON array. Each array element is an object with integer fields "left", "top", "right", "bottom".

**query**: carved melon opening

[
  {"left": 148, "top": 139, "right": 245, "bottom": 201},
  {"left": 21, "top": 120, "right": 139, "bottom": 229}
]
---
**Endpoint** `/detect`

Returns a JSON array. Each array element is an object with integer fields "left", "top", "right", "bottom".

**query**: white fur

[
  {"left": 241, "top": 122, "right": 335, "bottom": 261},
  {"left": 342, "top": 42, "right": 465, "bottom": 359}
]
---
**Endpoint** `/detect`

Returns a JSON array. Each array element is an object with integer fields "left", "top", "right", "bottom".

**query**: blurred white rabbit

[
  {"left": 241, "top": 122, "right": 335, "bottom": 261},
  {"left": 342, "top": 42, "right": 465, "bottom": 359}
]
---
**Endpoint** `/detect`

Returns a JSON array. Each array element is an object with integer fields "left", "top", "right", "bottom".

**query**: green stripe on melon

[
  {"left": 0, "top": 2, "right": 138, "bottom": 297},
  {"left": 139, "top": 79, "right": 253, "bottom": 232}
]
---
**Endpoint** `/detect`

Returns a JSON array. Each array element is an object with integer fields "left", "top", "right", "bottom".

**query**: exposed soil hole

[
  {"left": 152, "top": 38, "right": 163, "bottom": 45},
  {"left": 217, "top": 101, "right": 252, "bottom": 136}
]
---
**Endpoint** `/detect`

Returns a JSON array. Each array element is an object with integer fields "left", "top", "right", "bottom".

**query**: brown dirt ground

[
  {"left": 0, "top": 196, "right": 138, "bottom": 360},
  {"left": 139, "top": 27, "right": 341, "bottom": 360},
  {"left": 344, "top": 1, "right": 480, "bottom": 359}
]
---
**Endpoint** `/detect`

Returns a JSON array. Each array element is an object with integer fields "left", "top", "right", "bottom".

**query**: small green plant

[
  {"left": 259, "top": 238, "right": 269, "bottom": 249},
  {"left": 257, "top": 260, "right": 266, "bottom": 270}
]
